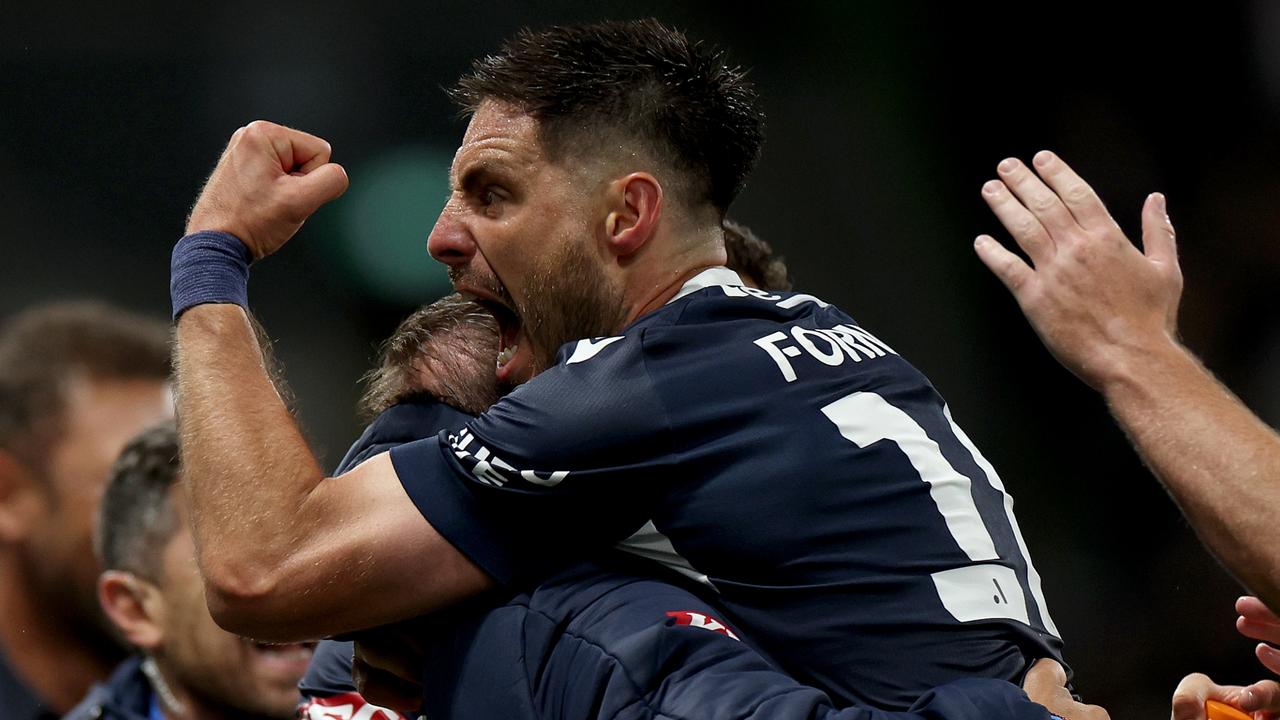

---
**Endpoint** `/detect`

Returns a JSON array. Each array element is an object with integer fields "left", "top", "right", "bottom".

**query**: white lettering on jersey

[
  {"left": 450, "top": 428, "right": 571, "bottom": 488},
  {"left": 721, "top": 285, "right": 782, "bottom": 301},
  {"left": 755, "top": 324, "right": 898, "bottom": 382},
  {"left": 567, "top": 336, "right": 624, "bottom": 364}
]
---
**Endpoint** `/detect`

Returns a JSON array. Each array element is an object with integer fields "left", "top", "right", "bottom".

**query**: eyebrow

[{"left": 453, "top": 159, "right": 516, "bottom": 194}]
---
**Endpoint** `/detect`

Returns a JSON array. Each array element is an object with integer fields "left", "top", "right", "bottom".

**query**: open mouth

[{"left": 468, "top": 296, "right": 529, "bottom": 383}]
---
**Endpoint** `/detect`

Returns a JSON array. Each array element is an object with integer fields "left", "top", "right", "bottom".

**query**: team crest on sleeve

[{"left": 665, "top": 610, "right": 740, "bottom": 640}]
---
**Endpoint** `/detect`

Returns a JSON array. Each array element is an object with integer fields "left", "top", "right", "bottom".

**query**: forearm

[
  {"left": 175, "top": 304, "right": 327, "bottom": 605},
  {"left": 1101, "top": 340, "right": 1280, "bottom": 606}
]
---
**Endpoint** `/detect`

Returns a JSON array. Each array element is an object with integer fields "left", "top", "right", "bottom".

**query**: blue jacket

[{"left": 62, "top": 657, "right": 150, "bottom": 720}]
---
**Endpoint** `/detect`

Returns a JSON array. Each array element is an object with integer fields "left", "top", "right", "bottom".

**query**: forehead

[{"left": 451, "top": 101, "right": 546, "bottom": 180}]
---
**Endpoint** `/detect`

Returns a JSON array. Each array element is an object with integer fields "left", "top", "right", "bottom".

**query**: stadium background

[{"left": 4, "top": 3, "right": 1278, "bottom": 716}]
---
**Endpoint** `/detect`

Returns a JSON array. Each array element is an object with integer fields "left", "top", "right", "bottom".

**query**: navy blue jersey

[
  {"left": 389, "top": 268, "right": 1066, "bottom": 709},
  {"left": 300, "top": 557, "right": 1053, "bottom": 720}
]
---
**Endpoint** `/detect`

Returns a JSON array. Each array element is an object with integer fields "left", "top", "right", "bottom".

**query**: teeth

[{"left": 497, "top": 345, "right": 517, "bottom": 368}]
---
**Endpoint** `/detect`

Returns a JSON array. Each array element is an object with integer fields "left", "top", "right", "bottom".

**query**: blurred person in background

[
  {"left": 0, "top": 302, "right": 171, "bottom": 719},
  {"left": 65, "top": 420, "right": 312, "bottom": 720},
  {"left": 973, "top": 151, "right": 1280, "bottom": 719}
]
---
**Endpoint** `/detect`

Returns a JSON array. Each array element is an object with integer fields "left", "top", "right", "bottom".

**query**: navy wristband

[{"left": 170, "top": 231, "right": 253, "bottom": 320}]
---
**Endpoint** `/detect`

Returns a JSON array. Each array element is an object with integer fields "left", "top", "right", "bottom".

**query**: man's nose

[{"left": 427, "top": 203, "right": 476, "bottom": 268}]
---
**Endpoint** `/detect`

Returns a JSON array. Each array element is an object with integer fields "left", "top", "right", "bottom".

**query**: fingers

[
  {"left": 997, "top": 157, "right": 1080, "bottom": 239},
  {"left": 1031, "top": 151, "right": 1117, "bottom": 231},
  {"left": 239, "top": 120, "right": 333, "bottom": 173},
  {"left": 291, "top": 162, "right": 350, "bottom": 211},
  {"left": 1258, "top": 644, "right": 1280, "bottom": 676},
  {"left": 974, "top": 234, "right": 1037, "bottom": 297},
  {"left": 1141, "top": 193, "right": 1179, "bottom": 269},
  {"left": 1172, "top": 673, "right": 1214, "bottom": 720},
  {"left": 982, "top": 179, "right": 1055, "bottom": 265},
  {"left": 1238, "top": 597, "right": 1280, "bottom": 627},
  {"left": 1240, "top": 679, "right": 1280, "bottom": 713},
  {"left": 1239, "top": 617, "right": 1280, "bottom": 646}
]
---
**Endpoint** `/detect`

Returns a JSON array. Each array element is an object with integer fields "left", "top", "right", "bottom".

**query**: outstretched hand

[
  {"left": 1238, "top": 596, "right": 1280, "bottom": 676},
  {"left": 186, "top": 120, "right": 349, "bottom": 260},
  {"left": 973, "top": 151, "right": 1183, "bottom": 392}
]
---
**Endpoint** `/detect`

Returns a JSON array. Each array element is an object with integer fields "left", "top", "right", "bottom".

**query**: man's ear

[
  {"left": 99, "top": 571, "right": 165, "bottom": 651},
  {"left": 603, "top": 173, "right": 663, "bottom": 258},
  {"left": 0, "top": 451, "right": 45, "bottom": 543}
]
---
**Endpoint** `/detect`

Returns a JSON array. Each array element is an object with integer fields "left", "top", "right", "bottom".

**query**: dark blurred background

[{"left": 4, "top": 2, "right": 1277, "bottom": 715}]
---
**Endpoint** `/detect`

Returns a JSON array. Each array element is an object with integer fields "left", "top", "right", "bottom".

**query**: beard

[
  {"left": 518, "top": 238, "right": 628, "bottom": 376},
  {"left": 448, "top": 235, "right": 628, "bottom": 380}
]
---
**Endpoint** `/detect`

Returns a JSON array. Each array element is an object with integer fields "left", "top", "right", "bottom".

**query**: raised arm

[
  {"left": 974, "top": 150, "right": 1280, "bottom": 608},
  {"left": 174, "top": 121, "right": 490, "bottom": 641}
]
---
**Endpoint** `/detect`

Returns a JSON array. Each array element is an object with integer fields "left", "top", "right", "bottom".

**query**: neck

[
  {"left": 620, "top": 222, "right": 727, "bottom": 327},
  {"left": 0, "top": 559, "right": 121, "bottom": 713}
]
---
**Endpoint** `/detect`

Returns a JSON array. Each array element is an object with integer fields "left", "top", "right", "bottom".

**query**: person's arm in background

[{"left": 972, "top": 150, "right": 1280, "bottom": 610}]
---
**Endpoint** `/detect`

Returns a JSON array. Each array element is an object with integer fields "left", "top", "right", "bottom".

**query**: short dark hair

[
  {"left": 360, "top": 294, "right": 501, "bottom": 419},
  {"left": 723, "top": 219, "right": 792, "bottom": 292},
  {"left": 453, "top": 19, "right": 765, "bottom": 212},
  {"left": 0, "top": 301, "right": 171, "bottom": 475},
  {"left": 95, "top": 421, "right": 180, "bottom": 581}
]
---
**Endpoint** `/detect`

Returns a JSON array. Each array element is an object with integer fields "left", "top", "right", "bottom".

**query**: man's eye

[{"left": 481, "top": 188, "right": 504, "bottom": 206}]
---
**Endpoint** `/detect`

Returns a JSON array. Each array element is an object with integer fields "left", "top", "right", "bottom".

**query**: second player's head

[{"left": 428, "top": 19, "right": 766, "bottom": 384}]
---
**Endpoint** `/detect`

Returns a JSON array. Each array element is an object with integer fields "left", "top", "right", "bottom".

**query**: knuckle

[
  {"left": 1063, "top": 183, "right": 1092, "bottom": 205},
  {"left": 1015, "top": 218, "right": 1043, "bottom": 239},
  {"left": 1029, "top": 194, "right": 1057, "bottom": 213}
]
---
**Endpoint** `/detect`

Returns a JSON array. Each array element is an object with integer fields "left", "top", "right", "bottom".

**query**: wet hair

[
  {"left": 723, "top": 219, "right": 792, "bottom": 291},
  {"left": 95, "top": 421, "right": 180, "bottom": 581},
  {"left": 0, "top": 301, "right": 170, "bottom": 476},
  {"left": 360, "top": 294, "right": 501, "bottom": 419},
  {"left": 452, "top": 19, "right": 765, "bottom": 213}
]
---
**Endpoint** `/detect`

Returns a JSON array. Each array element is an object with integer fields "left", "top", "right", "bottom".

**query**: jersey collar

[{"left": 667, "top": 266, "right": 746, "bottom": 304}]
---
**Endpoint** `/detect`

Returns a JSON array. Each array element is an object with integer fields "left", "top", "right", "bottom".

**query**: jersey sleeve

[{"left": 389, "top": 334, "right": 674, "bottom": 586}]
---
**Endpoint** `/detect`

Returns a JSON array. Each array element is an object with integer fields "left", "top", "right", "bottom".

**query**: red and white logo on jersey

[
  {"left": 665, "top": 610, "right": 740, "bottom": 640},
  {"left": 298, "top": 692, "right": 405, "bottom": 720}
]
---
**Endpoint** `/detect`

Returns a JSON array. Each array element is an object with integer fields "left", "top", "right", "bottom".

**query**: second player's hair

[
  {"left": 723, "top": 220, "right": 793, "bottom": 292},
  {"left": 360, "top": 294, "right": 501, "bottom": 419}
]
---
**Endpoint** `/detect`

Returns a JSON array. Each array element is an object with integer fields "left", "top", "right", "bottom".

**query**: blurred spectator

[
  {"left": 66, "top": 421, "right": 311, "bottom": 720},
  {"left": 0, "top": 302, "right": 171, "bottom": 718}
]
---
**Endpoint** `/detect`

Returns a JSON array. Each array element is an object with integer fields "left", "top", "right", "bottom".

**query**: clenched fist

[{"left": 186, "top": 120, "right": 349, "bottom": 261}]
